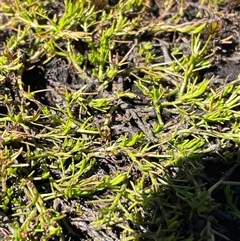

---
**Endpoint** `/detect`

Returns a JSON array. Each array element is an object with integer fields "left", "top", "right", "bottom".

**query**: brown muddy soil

[{"left": 1, "top": 1, "right": 240, "bottom": 240}]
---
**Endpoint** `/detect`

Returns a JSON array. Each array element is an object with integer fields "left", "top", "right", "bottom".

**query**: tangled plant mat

[{"left": 0, "top": 0, "right": 240, "bottom": 240}]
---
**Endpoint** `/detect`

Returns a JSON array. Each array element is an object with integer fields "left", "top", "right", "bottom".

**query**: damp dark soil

[{"left": 1, "top": 0, "right": 240, "bottom": 241}]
